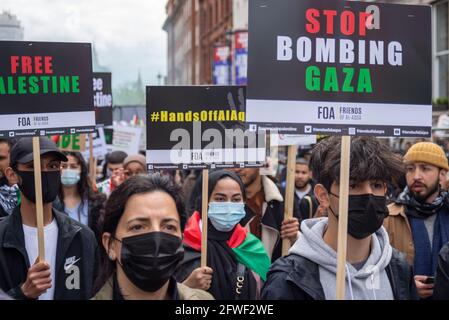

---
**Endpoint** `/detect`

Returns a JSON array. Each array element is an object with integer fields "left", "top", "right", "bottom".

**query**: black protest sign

[
  {"left": 93, "top": 72, "right": 113, "bottom": 126},
  {"left": 146, "top": 86, "right": 265, "bottom": 170},
  {"left": 246, "top": 0, "right": 431, "bottom": 137},
  {"left": 0, "top": 41, "right": 95, "bottom": 138}
]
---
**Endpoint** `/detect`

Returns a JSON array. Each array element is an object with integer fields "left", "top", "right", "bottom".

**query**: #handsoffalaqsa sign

[{"left": 146, "top": 86, "right": 265, "bottom": 170}]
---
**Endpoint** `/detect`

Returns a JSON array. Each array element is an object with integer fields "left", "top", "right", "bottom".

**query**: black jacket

[
  {"left": 175, "top": 245, "right": 259, "bottom": 300},
  {"left": 0, "top": 206, "right": 7, "bottom": 218},
  {"left": 242, "top": 199, "right": 296, "bottom": 263},
  {"left": 281, "top": 182, "right": 319, "bottom": 222},
  {"left": 261, "top": 249, "right": 417, "bottom": 300},
  {"left": 0, "top": 206, "right": 99, "bottom": 300},
  {"left": 434, "top": 242, "right": 449, "bottom": 300}
]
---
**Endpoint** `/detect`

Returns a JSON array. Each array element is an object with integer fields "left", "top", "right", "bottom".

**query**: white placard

[{"left": 112, "top": 125, "right": 142, "bottom": 155}]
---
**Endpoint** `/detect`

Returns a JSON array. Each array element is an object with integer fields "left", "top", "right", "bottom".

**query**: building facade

[
  {"left": 198, "top": 0, "right": 233, "bottom": 84},
  {"left": 163, "top": 0, "right": 200, "bottom": 85},
  {"left": 164, "top": 0, "right": 233, "bottom": 84},
  {"left": 0, "top": 11, "right": 24, "bottom": 40}
]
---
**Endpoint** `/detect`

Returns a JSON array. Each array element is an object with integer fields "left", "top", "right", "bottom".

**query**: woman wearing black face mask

[
  {"left": 92, "top": 174, "right": 213, "bottom": 300},
  {"left": 174, "top": 170, "right": 271, "bottom": 300}
]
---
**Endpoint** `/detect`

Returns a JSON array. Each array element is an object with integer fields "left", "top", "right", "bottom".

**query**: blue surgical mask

[
  {"left": 61, "top": 169, "right": 81, "bottom": 186},
  {"left": 207, "top": 202, "right": 246, "bottom": 232}
]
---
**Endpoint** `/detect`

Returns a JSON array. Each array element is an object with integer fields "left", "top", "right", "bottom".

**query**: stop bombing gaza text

[{"left": 275, "top": 7, "right": 403, "bottom": 93}]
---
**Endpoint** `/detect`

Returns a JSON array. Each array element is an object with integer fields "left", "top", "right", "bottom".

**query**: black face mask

[
  {"left": 16, "top": 170, "right": 61, "bottom": 204},
  {"left": 329, "top": 193, "right": 389, "bottom": 239},
  {"left": 117, "top": 231, "right": 184, "bottom": 293}
]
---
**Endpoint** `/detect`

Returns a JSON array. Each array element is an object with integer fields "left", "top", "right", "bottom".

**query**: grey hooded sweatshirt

[{"left": 289, "top": 218, "right": 394, "bottom": 300}]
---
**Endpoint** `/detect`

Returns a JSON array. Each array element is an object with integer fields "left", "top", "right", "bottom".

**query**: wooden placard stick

[
  {"left": 336, "top": 136, "right": 351, "bottom": 300},
  {"left": 281, "top": 144, "right": 297, "bottom": 256},
  {"left": 32, "top": 137, "right": 45, "bottom": 262},
  {"left": 200, "top": 169, "right": 209, "bottom": 267}
]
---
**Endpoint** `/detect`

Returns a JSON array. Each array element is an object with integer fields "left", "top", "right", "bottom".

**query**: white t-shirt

[
  {"left": 22, "top": 219, "right": 59, "bottom": 300},
  {"left": 295, "top": 184, "right": 312, "bottom": 200}
]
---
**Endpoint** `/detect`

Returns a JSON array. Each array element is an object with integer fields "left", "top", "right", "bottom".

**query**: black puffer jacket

[{"left": 261, "top": 249, "right": 418, "bottom": 300}]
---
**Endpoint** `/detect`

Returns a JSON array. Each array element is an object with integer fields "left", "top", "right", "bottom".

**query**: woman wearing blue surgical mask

[
  {"left": 54, "top": 152, "right": 106, "bottom": 240},
  {"left": 175, "top": 170, "right": 271, "bottom": 300}
]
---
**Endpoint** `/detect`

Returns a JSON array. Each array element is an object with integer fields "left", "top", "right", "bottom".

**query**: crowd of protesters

[{"left": 0, "top": 135, "right": 449, "bottom": 300}]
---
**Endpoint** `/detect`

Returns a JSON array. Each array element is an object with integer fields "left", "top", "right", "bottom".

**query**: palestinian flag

[{"left": 183, "top": 211, "right": 271, "bottom": 281}]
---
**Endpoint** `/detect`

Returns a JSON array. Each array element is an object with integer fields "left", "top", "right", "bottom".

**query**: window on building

[
  {"left": 435, "top": 0, "right": 449, "bottom": 98},
  {"left": 209, "top": 5, "right": 213, "bottom": 29},
  {"left": 222, "top": 0, "right": 226, "bottom": 17},
  {"left": 215, "top": 1, "right": 219, "bottom": 25}
]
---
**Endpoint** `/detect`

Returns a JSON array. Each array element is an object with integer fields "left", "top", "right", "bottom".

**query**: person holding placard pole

[
  {"left": 0, "top": 137, "right": 98, "bottom": 300},
  {"left": 261, "top": 137, "right": 416, "bottom": 300},
  {"left": 175, "top": 170, "right": 271, "bottom": 300},
  {"left": 93, "top": 174, "right": 212, "bottom": 300},
  {"left": 232, "top": 166, "right": 300, "bottom": 262}
]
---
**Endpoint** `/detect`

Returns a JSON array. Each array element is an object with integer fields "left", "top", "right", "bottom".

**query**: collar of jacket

[
  {"left": 261, "top": 176, "right": 283, "bottom": 203},
  {"left": 387, "top": 203, "right": 407, "bottom": 218},
  {"left": 2, "top": 205, "right": 82, "bottom": 270},
  {"left": 91, "top": 277, "right": 213, "bottom": 300},
  {"left": 242, "top": 177, "right": 284, "bottom": 231}
]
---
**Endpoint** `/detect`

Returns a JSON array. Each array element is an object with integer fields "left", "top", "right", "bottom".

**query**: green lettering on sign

[
  {"left": 305, "top": 66, "right": 320, "bottom": 91},
  {"left": 323, "top": 67, "right": 339, "bottom": 92},
  {"left": 357, "top": 68, "right": 373, "bottom": 93}
]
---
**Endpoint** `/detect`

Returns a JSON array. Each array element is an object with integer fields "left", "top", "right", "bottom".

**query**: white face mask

[{"left": 61, "top": 169, "right": 81, "bottom": 186}]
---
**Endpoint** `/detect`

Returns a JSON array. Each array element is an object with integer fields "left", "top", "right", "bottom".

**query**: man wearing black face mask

[
  {"left": 0, "top": 137, "right": 98, "bottom": 300},
  {"left": 385, "top": 142, "right": 449, "bottom": 299},
  {"left": 261, "top": 136, "right": 417, "bottom": 300}
]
